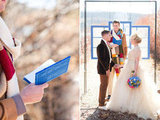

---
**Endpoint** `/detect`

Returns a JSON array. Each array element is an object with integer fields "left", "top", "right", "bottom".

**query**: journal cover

[{"left": 24, "top": 56, "right": 71, "bottom": 85}]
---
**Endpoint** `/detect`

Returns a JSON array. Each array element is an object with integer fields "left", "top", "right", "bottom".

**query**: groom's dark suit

[{"left": 97, "top": 39, "right": 115, "bottom": 106}]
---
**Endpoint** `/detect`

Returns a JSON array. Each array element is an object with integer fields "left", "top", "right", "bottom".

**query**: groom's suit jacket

[{"left": 97, "top": 40, "right": 115, "bottom": 75}]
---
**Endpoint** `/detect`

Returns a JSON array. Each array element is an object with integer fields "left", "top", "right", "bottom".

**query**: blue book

[{"left": 24, "top": 56, "right": 71, "bottom": 85}]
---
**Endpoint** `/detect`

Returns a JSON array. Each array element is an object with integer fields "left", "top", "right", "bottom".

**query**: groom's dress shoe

[{"left": 98, "top": 106, "right": 107, "bottom": 110}]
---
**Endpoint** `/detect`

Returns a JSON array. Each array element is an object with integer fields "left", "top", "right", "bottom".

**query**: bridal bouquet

[{"left": 127, "top": 71, "right": 141, "bottom": 88}]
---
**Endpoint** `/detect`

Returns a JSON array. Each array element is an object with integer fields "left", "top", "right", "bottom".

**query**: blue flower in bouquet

[{"left": 127, "top": 76, "right": 141, "bottom": 88}]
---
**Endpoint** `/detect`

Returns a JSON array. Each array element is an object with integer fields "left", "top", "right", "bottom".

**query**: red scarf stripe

[
  {"left": 115, "top": 68, "right": 120, "bottom": 73},
  {"left": 0, "top": 48, "right": 15, "bottom": 81}
]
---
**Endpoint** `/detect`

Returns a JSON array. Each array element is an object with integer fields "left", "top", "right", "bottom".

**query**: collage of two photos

[
  {"left": 0, "top": 0, "right": 160, "bottom": 120},
  {"left": 80, "top": 0, "right": 160, "bottom": 120}
]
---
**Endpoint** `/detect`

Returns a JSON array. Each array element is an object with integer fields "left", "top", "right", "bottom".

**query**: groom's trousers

[{"left": 99, "top": 74, "right": 109, "bottom": 106}]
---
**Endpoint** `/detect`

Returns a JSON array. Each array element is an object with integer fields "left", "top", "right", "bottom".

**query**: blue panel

[
  {"left": 91, "top": 21, "right": 150, "bottom": 60},
  {"left": 91, "top": 25, "right": 109, "bottom": 59},
  {"left": 132, "top": 26, "right": 150, "bottom": 59}
]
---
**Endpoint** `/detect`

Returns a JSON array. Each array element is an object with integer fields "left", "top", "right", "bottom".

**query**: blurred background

[{"left": 2, "top": 0, "right": 79, "bottom": 120}]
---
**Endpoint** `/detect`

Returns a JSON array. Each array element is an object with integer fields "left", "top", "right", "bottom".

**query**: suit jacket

[{"left": 97, "top": 40, "right": 115, "bottom": 75}]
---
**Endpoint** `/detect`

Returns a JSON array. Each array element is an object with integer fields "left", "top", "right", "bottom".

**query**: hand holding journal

[{"left": 24, "top": 56, "right": 71, "bottom": 85}]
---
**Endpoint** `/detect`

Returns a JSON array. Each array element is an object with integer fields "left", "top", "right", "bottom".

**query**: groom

[
  {"left": 107, "top": 20, "right": 128, "bottom": 101},
  {"left": 97, "top": 30, "right": 116, "bottom": 109}
]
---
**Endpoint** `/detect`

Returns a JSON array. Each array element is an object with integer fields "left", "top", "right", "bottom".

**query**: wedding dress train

[{"left": 107, "top": 46, "right": 160, "bottom": 119}]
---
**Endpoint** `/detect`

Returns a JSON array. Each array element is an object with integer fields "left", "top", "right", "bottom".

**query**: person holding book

[
  {"left": 106, "top": 20, "right": 128, "bottom": 101},
  {"left": 0, "top": 0, "right": 48, "bottom": 120}
]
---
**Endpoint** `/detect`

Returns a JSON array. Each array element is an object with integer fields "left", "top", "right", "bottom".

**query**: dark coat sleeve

[
  {"left": 97, "top": 45, "right": 110, "bottom": 71},
  {"left": 110, "top": 60, "right": 115, "bottom": 72}
]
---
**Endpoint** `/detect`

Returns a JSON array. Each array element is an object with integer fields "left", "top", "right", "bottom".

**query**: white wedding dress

[{"left": 107, "top": 45, "right": 160, "bottom": 119}]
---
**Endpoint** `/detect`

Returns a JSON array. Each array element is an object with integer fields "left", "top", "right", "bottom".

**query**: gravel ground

[{"left": 81, "top": 108, "right": 155, "bottom": 120}]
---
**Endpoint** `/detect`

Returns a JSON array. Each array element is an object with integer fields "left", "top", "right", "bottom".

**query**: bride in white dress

[{"left": 107, "top": 34, "right": 160, "bottom": 119}]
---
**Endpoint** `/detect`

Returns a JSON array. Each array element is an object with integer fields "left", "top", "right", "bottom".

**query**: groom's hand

[
  {"left": 112, "top": 44, "right": 118, "bottom": 48},
  {"left": 114, "top": 64, "right": 119, "bottom": 68},
  {"left": 114, "top": 64, "right": 123, "bottom": 68}
]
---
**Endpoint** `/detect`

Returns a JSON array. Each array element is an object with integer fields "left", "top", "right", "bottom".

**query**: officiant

[
  {"left": 0, "top": 0, "right": 48, "bottom": 120},
  {"left": 107, "top": 20, "right": 128, "bottom": 101}
]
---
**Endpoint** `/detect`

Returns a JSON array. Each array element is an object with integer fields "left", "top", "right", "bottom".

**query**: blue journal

[{"left": 23, "top": 56, "right": 71, "bottom": 85}]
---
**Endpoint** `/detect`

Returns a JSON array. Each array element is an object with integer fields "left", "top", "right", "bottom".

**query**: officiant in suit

[
  {"left": 0, "top": 1, "right": 48, "bottom": 119},
  {"left": 97, "top": 30, "right": 116, "bottom": 110}
]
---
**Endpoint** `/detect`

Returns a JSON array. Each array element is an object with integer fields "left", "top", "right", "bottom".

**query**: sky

[
  {"left": 80, "top": 0, "right": 159, "bottom": 14},
  {"left": 17, "top": 0, "right": 56, "bottom": 10},
  {"left": 86, "top": 2, "right": 156, "bottom": 14}
]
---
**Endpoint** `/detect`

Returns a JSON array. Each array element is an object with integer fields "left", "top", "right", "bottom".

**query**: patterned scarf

[
  {"left": 110, "top": 29, "right": 124, "bottom": 77},
  {"left": 0, "top": 47, "right": 15, "bottom": 81},
  {"left": 0, "top": 16, "right": 23, "bottom": 120}
]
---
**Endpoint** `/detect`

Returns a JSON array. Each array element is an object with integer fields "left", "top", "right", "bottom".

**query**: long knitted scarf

[
  {"left": 0, "top": 47, "right": 15, "bottom": 81},
  {"left": 110, "top": 29, "right": 124, "bottom": 77},
  {"left": 0, "top": 16, "right": 23, "bottom": 120}
]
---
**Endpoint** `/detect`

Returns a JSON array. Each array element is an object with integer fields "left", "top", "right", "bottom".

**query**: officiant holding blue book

[{"left": 0, "top": 1, "right": 49, "bottom": 120}]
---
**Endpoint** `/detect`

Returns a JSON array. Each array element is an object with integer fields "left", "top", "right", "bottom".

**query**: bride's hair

[{"left": 132, "top": 34, "right": 142, "bottom": 43}]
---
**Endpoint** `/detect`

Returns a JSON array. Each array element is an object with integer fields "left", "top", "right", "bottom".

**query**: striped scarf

[
  {"left": 0, "top": 47, "right": 15, "bottom": 81},
  {"left": 0, "top": 16, "right": 23, "bottom": 120},
  {"left": 110, "top": 29, "right": 124, "bottom": 77}
]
